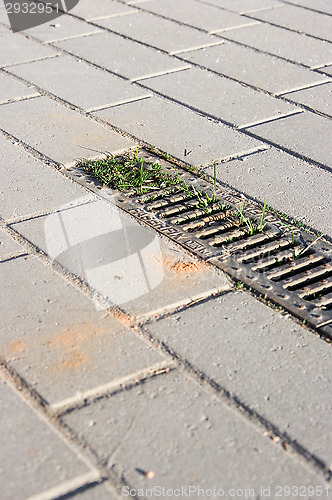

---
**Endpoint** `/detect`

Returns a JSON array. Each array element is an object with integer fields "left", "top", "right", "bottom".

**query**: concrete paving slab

[
  {"left": 93, "top": 96, "right": 264, "bottom": 165},
  {"left": 0, "top": 135, "right": 90, "bottom": 220},
  {"left": 195, "top": 0, "right": 283, "bottom": 14},
  {"left": 249, "top": 4, "right": 332, "bottom": 42},
  {"left": 0, "top": 96, "right": 133, "bottom": 165},
  {"left": 281, "top": 82, "right": 332, "bottom": 118},
  {"left": 0, "top": 254, "right": 167, "bottom": 407},
  {"left": 55, "top": 32, "right": 191, "bottom": 81},
  {"left": 179, "top": 41, "right": 332, "bottom": 95},
  {"left": 285, "top": 0, "right": 332, "bottom": 16},
  {"left": 0, "top": 6, "right": 12, "bottom": 27},
  {"left": 8, "top": 55, "right": 152, "bottom": 112},
  {"left": 139, "top": 67, "right": 299, "bottom": 128},
  {"left": 0, "top": 229, "right": 23, "bottom": 258},
  {"left": 22, "top": 15, "right": 101, "bottom": 43},
  {"left": 0, "top": 375, "right": 91, "bottom": 500},
  {"left": 11, "top": 197, "right": 231, "bottom": 318},
  {"left": 140, "top": 0, "right": 259, "bottom": 33},
  {"left": 222, "top": 23, "right": 332, "bottom": 68},
  {"left": 245, "top": 111, "right": 332, "bottom": 167},
  {"left": 0, "top": 71, "right": 39, "bottom": 104},
  {"left": 69, "top": 0, "right": 138, "bottom": 21},
  {"left": 96, "top": 10, "right": 223, "bottom": 54},
  {"left": 0, "top": 32, "right": 57, "bottom": 67},
  {"left": 204, "top": 148, "right": 332, "bottom": 236},
  {"left": 146, "top": 292, "right": 332, "bottom": 466},
  {"left": 64, "top": 370, "right": 327, "bottom": 491}
]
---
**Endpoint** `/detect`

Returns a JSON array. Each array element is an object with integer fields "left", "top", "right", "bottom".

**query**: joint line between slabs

[
  {"left": 275, "top": 79, "right": 332, "bottom": 96},
  {"left": 50, "top": 362, "right": 177, "bottom": 414},
  {"left": 26, "top": 471, "right": 102, "bottom": 500},
  {"left": 85, "top": 94, "right": 153, "bottom": 113},
  {"left": 238, "top": 109, "right": 304, "bottom": 130},
  {"left": 131, "top": 65, "right": 192, "bottom": 82}
]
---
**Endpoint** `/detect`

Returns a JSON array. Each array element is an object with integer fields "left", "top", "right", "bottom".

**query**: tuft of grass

[
  {"left": 79, "top": 152, "right": 178, "bottom": 195},
  {"left": 280, "top": 221, "right": 295, "bottom": 246},
  {"left": 236, "top": 201, "right": 246, "bottom": 226},
  {"left": 173, "top": 166, "right": 221, "bottom": 214},
  {"left": 234, "top": 198, "right": 267, "bottom": 236},
  {"left": 258, "top": 198, "right": 267, "bottom": 232},
  {"left": 212, "top": 162, "right": 217, "bottom": 203}
]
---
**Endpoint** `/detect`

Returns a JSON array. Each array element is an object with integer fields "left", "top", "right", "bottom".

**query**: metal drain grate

[{"left": 65, "top": 151, "right": 332, "bottom": 339}]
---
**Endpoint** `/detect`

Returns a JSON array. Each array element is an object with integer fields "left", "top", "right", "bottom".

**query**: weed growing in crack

[
  {"left": 258, "top": 198, "right": 267, "bottom": 232},
  {"left": 234, "top": 198, "right": 267, "bottom": 236},
  {"left": 173, "top": 166, "right": 222, "bottom": 215},
  {"left": 280, "top": 221, "right": 295, "bottom": 245},
  {"left": 212, "top": 162, "right": 217, "bottom": 203}
]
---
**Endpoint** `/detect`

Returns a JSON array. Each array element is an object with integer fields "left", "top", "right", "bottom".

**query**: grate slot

[
  {"left": 237, "top": 236, "right": 292, "bottom": 263},
  {"left": 251, "top": 248, "right": 301, "bottom": 273},
  {"left": 313, "top": 293, "right": 332, "bottom": 310},
  {"left": 147, "top": 191, "right": 194, "bottom": 210},
  {"left": 208, "top": 228, "right": 249, "bottom": 247},
  {"left": 267, "top": 255, "right": 325, "bottom": 281},
  {"left": 136, "top": 186, "right": 180, "bottom": 203},
  {"left": 169, "top": 203, "right": 226, "bottom": 225},
  {"left": 159, "top": 199, "right": 201, "bottom": 217},
  {"left": 181, "top": 212, "right": 230, "bottom": 232},
  {"left": 299, "top": 279, "right": 332, "bottom": 300},
  {"left": 194, "top": 218, "right": 239, "bottom": 239},
  {"left": 226, "top": 230, "right": 280, "bottom": 253},
  {"left": 283, "top": 265, "right": 332, "bottom": 291}
]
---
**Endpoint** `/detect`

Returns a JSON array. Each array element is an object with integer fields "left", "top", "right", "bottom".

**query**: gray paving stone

[
  {"left": 11, "top": 196, "right": 231, "bottom": 318},
  {"left": 64, "top": 370, "right": 327, "bottom": 491},
  {"left": 179, "top": 41, "right": 332, "bottom": 94},
  {"left": 0, "top": 6, "right": 12, "bottom": 27},
  {"left": 222, "top": 23, "right": 332, "bottom": 68},
  {"left": 195, "top": 0, "right": 283, "bottom": 14},
  {"left": 285, "top": 0, "right": 332, "bottom": 15},
  {"left": 0, "top": 32, "right": 57, "bottom": 67},
  {"left": 140, "top": 67, "right": 298, "bottom": 127},
  {"left": 8, "top": 55, "right": 152, "bottom": 112},
  {"left": 0, "top": 229, "right": 23, "bottom": 257},
  {"left": 69, "top": 0, "right": 138, "bottom": 21},
  {"left": 249, "top": 4, "right": 332, "bottom": 42},
  {"left": 0, "top": 23, "right": 9, "bottom": 35},
  {"left": 0, "top": 71, "right": 39, "bottom": 103},
  {"left": 281, "top": 82, "right": 332, "bottom": 118},
  {"left": 0, "top": 254, "right": 167, "bottom": 407},
  {"left": 55, "top": 32, "right": 191, "bottom": 81},
  {"left": 22, "top": 14, "right": 101, "bottom": 43},
  {"left": 0, "top": 375, "right": 90, "bottom": 500},
  {"left": 245, "top": 111, "right": 332, "bottom": 167},
  {"left": 93, "top": 96, "right": 264, "bottom": 165},
  {"left": 146, "top": 292, "right": 332, "bottom": 466},
  {"left": 96, "top": 10, "right": 223, "bottom": 54},
  {"left": 204, "top": 148, "right": 332, "bottom": 236},
  {"left": 0, "top": 96, "right": 133, "bottom": 165},
  {"left": 0, "top": 136, "right": 90, "bottom": 220},
  {"left": 141, "top": 0, "right": 259, "bottom": 33}
]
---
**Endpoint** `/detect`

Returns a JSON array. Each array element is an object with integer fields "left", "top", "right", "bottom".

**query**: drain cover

[{"left": 65, "top": 151, "right": 332, "bottom": 339}]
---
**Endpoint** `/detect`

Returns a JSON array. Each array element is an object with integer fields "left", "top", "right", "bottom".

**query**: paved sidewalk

[{"left": 0, "top": 0, "right": 331, "bottom": 499}]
